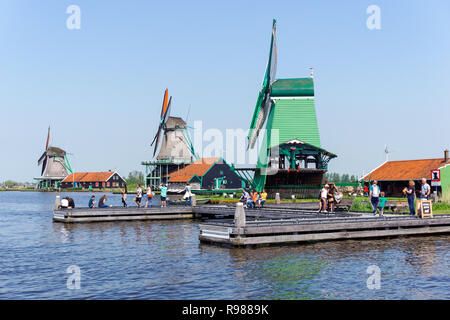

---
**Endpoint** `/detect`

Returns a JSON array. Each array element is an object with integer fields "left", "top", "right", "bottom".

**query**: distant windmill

[
  {"left": 150, "top": 89, "right": 196, "bottom": 161},
  {"left": 384, "top": 144, "right": 394, "bottom": 162},
  {"left": 36, "top": 127, "right": 72, "bottom": 188}
]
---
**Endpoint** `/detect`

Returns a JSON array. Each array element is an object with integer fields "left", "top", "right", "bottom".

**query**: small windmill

[
  {"left": 384, "top": 145, "right": 394, "bottom": 162},
  {"left": 37, "top": 127, "right": 72, "bottom": 188},
  {"left": 150, "top": 89, "right": 196, "bottom": 162}
]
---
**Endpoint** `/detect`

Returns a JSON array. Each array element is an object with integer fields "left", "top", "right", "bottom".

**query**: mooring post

[
  {"left": 54, "top": 195, "right": 60, "bottom": 211},
  {"left": 191, "top": 194, "right": 196, "bottom": 206},
  {"left": 275, "top": 193, "right": 281, "bottom": 204},
  {"left": 234, "top": 202, "right": 246, "bottom": 229}
]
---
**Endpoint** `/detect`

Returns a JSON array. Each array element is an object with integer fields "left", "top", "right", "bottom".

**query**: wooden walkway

[
  {"left": 53, "top": 206, "right": 195, "bottom": 223},
  {"left": 199, "top": 204, "right": 450, "bottom": 247}
]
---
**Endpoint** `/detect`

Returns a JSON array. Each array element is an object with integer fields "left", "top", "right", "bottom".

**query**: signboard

[
  {"left": 417, "top": 200, "right": 433, "bottom": 219},
  {"left": 431, "top": 169, "right": 441, "bottom": 187}
]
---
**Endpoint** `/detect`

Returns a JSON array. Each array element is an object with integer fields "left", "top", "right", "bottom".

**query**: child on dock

[{"left": 378, "top": 192, "right": 387, "bottom": 216}]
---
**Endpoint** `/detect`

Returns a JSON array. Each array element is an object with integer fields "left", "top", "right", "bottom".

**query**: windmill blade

[
  {"left": 38, "top": 151, "right": 47, "bottom": 165},
  {"left": 248, "top": 19, "right": 277, "bottom": 149},
  {"left": 45, "top": 126, "right": 50, "bottom": 150},
  {"left": 163, "top": 96, "right": 172, "bottom": 123},
  {"left": 152, "top": 128, "right": 162, "bottom": 157},
  {"left": 41, "top": 157, "right": 48, "bottom": 176},
  {"left": 151, "top": 123, "right": 163, "bottom": 146},
  {"left": 160, "top": 89, "right": 169, "bottom": 119}
]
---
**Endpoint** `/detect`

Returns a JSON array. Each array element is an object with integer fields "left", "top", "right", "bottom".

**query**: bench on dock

[
  {"left": 334, "top": 198, "right": 354, "bottom": 212},
  {"left": 385, "top": 201, "right": 409, "bottom": 213}
]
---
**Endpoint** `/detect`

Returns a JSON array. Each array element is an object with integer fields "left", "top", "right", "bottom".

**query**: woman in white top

[
  {"left": 145, "top": 186, "right": 153, "bottom": 208},
  {"left": 318, "top": 184, "right": 329, "bottom": 213},
  {"left": 184, "top": 183, "right": 192, "bottom": 206}
]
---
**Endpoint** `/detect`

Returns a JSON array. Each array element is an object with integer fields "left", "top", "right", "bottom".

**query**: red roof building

[
  {"left": 61, "top": 171, "right": 126, "bottom": 189},
  {"left": 363, "top": 150, "right": 450, "bottom": 198}
]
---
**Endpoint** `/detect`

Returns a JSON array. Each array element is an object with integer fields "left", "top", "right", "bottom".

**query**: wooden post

[
  {"left": 54, "top": 196, "right": 60, "bottom": 211},
  {"left": 234, "top": 202, "right": 246, "bottom": 228},
  {"left": 275, "top": 193, "right": 281, "bottom": 204},
  {"left": 191, "top": 194, "right": 197, "bottom": 207}
]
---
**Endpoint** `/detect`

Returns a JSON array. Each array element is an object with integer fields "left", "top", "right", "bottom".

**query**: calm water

[{"left": 0, "top": 191, "right": 449, "bottom": 300}]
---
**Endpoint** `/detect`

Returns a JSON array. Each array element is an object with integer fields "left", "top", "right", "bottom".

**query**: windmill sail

[{"left": 248, "top": 19, "right": 277, "bottom": 149}]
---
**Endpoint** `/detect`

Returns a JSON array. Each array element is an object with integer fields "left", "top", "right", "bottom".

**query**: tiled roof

[
  {"left": 62, "top": 172, "right": 115, "bottom": 183},
  {"left": 168, "top": 158, "right": 219, "bottom": 183},
  {"left": 363, "top": 158, "right": 449, "bottom": 181}
]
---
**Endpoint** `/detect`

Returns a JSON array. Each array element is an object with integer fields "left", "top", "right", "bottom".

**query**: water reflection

[{"left": 0, "top": 191, "right": 449, "bottom": 299}]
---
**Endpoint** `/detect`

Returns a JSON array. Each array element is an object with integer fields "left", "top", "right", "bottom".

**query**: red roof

[
  {"left": 62, "top": 172, "right": 116, "bottom": 183},
  {"left": 168, "top": 158, "right": 219, "bottom": 183},
  {"left": 363, "top": 158, "right": 449, "bottom": 181}
]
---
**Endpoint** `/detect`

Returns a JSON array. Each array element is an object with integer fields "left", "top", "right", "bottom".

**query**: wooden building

[
  {"left": 61, "top": 171, "right": 126, "bottom": 189},
  {"left": 363, "top": 150, "right": 450, "bottom": 199},
  {"left": 168, "top": 157, "right": 245, "bottom": 190}
]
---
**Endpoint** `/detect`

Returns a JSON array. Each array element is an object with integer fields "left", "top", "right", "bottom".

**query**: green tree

[
  {"left": 126, "top": 171, "right": 145, "bottom": 185},
  {"left": 4, "top": 180, "right": 19, "bottom": 188}
]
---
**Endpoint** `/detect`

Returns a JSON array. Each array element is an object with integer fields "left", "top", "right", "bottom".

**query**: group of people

[
  {"left": 132, "top": 184, "right": 168, "bottom": 208},
  {"left": 239, "top": 189, "right": 267, "bottom": 209},
  {"left": 402, "top": 178, "right": 431, "bottom": 215},
  {"left": 318, "top": 183, "right": 343, "bottom": 213},
  {"left": 366, "top": 178, "right": 431, "bottom": 216},
  {"left": 88, "top": 195, "right": 109, "bottom": 208}
]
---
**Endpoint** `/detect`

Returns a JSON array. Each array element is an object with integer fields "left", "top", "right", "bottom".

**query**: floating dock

[
  {"left": 199, "top": 204, "right": 450, "bottom": 247},
  {"left": 53, "top": 206, "right": 195, "bottom": 223}
]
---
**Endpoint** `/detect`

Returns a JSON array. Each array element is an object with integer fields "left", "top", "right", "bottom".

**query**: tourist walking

[
  {"left": 404, "top": 180, "right": 416, "bottom": 215},
  {"left": 121, "top": 189, "right": 128, "bottom": 207},
  {"left": 369, "top": 180, "right": 381, "bottom": 214},
  {"left": 183, "top": 183, "right": 192, "bottom": 206},
  {"left": 145, "top": 186, "right": 153, "bottom": 208},
  {"left": 136, "top": 184, "right": 143, "bottom": 208},
  {"left": 160, "top": 184, "right": 168, "bottom": 208}
]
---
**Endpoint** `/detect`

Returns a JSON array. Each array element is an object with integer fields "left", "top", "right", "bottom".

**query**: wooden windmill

[
  {"left": 144, "top": 89, "right": 197, "bottom": 189},
  {"left": 246, "top": 19, "right": 337, "bottom": 195},
  {"left": 36, "top": 127, "right": 73, "bottom": 188}
]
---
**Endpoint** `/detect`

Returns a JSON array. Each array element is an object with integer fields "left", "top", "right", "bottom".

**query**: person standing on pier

[
  {"left": 369, "top": 180, "right": 381, "bottom": 214},
  {"left": 184, "top": 183, "right": 192, "bottom": 206},
  {"left": 419, "top": 178, "right": 431, "bottom": 200},
  {"left": 136, "top": 185, "right": 143, "bottom": 208},
  {"left": 160, "top": 184, "right": 168, "bottom": 208},
  {"left": 121, "top": 189, "right": 128, "bottom": 207},
  {"left": 403, "top": 180, "right": 416, "bottom": 215},
  {"left": 145, "top": 186, "right": 153, "bottom": 208}
]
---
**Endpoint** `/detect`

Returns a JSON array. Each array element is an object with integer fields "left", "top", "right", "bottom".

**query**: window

[
  {"left": 107, "top": 182, "right": 110, "bottom": 187},
  {"left": 95, "top": 182, "right": 99, "bottom": 187}
]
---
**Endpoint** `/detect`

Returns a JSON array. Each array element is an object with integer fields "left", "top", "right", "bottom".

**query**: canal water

[{"left": 0, "top": 191, "right": 449, "bottom": 299}]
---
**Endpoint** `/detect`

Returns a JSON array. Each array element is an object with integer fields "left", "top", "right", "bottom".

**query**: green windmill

[{"left": 247, "top": 19, "right": 337, "bottom": 196}]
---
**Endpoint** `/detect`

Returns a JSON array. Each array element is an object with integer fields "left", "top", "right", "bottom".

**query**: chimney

[{"left": 445, "top": 149, "right": 449, "bottom": 163}]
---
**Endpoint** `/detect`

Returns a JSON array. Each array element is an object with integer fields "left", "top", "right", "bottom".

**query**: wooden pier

[
  {"left": 199, "top": 203, "right": 450, "bottom": 247},
  {"left": 53, "top": 206, "right": 195, "bottom": 223}
]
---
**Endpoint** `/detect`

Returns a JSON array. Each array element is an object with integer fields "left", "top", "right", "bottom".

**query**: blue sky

[{"left": 0, "top": 0, "right": 449, "bottom": 182}]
